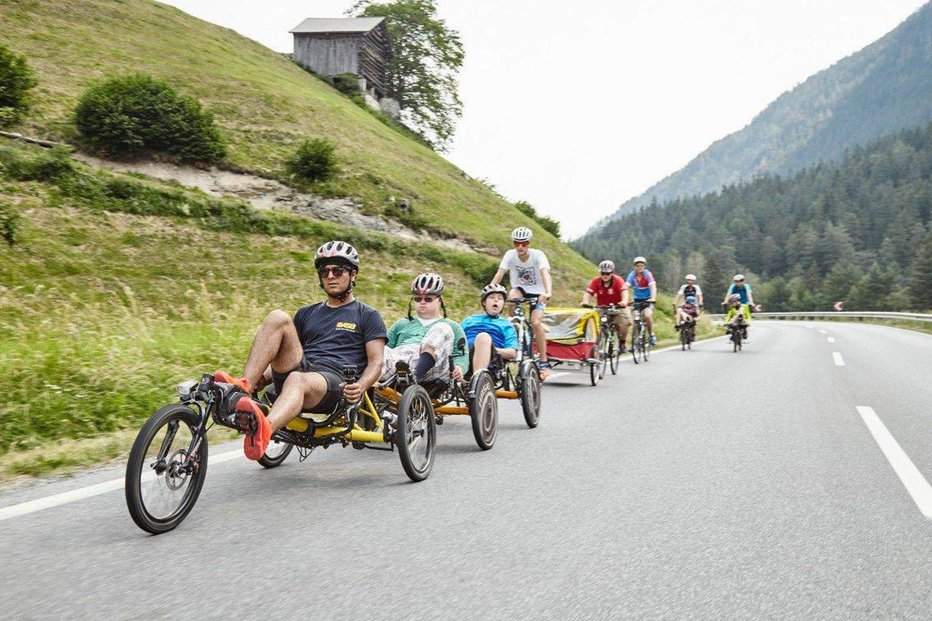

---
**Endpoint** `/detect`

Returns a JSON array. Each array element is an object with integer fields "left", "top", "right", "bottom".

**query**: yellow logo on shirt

[{"left": 336, "top": 321, "right": 357, "bottom": 332}]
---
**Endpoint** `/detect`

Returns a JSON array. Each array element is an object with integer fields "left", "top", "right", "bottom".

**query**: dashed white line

[
  {"left": 857, "top": 406, "right": 932, "bottom": 518},
  {"left": 827, "top": 337, "right": 836, "bottom": 343},
  {"left": 0, "top": 449, "right": 243, "bottom": 522},
  {"left": 833, "top": 352, "right": 845, "bottom": 366}
]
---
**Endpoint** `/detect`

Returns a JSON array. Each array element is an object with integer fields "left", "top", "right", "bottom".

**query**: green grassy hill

[{"left": 0, "top": 0, "right": 702, "bottom": 479}]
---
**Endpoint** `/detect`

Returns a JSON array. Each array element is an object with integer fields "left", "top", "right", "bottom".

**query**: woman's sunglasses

[
  {"left": 413, "top": 295, "right": 438, "bottom": 303},
  {"left": 317, "top": 266, "right": 348, "bottom": 278}
]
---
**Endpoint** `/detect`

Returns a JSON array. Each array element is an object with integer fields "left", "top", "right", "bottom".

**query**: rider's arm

[
  {"left": 496, "top": 347, "right": 517, "bottom": 360},
  {"left": 648, "top": 281, "right": 657, "bottom": 302},
  {"left": 540, "top": 267, "right": 553, "bottom": 300},
  {"left": 348, "top": 338, "right": 385, "bottom": 402},
  {"left": 490, "top": 267, "right": 507, "bottom": 287},
  {"left": 581, "top": 291, "right": 594, "bottom": 306}
]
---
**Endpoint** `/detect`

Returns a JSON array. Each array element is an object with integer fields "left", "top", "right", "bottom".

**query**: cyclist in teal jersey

[{"left": 461, "top": 283, "right": 518, "bottom": 374}]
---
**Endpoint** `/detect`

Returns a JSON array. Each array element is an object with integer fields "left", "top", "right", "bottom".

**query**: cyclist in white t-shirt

[
  {"left": 673, "top": 274, "right": 704, "bottom": 308},
  {"left": 490, "top": 226, "right": 553, "bottom": 380}
]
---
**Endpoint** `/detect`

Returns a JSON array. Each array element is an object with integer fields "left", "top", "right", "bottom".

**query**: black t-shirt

[{"left": 292, "top": 300, "right": 387, "bottom": 374}]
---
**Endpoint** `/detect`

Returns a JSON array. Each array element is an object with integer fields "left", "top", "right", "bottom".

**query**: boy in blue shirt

[{"left": 461, "top": 284, "right": 518, "bottom": 374}]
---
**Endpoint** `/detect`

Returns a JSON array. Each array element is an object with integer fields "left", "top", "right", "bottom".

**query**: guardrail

[{"left": 709, "top": 311, "right": 932, "bottom": 323}]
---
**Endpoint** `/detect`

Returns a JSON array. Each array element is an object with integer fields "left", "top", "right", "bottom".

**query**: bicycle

[
  {"left": 503, "top": 297, "right": 543, "bottom": 427},
  {"left": 723, "top": 303, "right": 749, "bottom": 352},
  {"left": 679, "top": 317, "right": 696, "bottom": 350},
  {"left": 630, "top": 300, "right": 653, "bottom": 364},
  {"left": 588, "top": 304, "right": 625, "bottom": 377}
]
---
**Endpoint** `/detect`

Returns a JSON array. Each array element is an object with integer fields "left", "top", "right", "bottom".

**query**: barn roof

[{"left": 290, "top": 17, "right": 385, "bottom": 35}]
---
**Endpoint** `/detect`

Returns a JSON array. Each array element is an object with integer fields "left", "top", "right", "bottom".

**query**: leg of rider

[
  {"left": 531, "top": 308, "right": 547, "bottom": 363},
  {"left": 472, "top": 332, "right": 493, "bottom": 370},
  {"left": 644, "top": 306, "right": 654, "bottom": 336},
  {"left": 241, "top": 309, "right": 304, "bottom": 391},
  {"left": 506, "top": 288, "right": 522, "bottom": 316},
  {"left": 617, "top": 314, "right": 629, "bottom": 349},
  {"left": 417, "top": 322, "right": 454, "bottom": 381},
  {"left": 266, "top": 371, "right": 329, "bottom": 431}
]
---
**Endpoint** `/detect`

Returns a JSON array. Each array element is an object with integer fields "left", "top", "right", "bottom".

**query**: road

[{"left": 1, "top": 322, "right": 931, "bottom": 620}]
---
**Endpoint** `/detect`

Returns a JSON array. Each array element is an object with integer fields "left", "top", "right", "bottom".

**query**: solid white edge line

[
  {"left": 827, "top": 337, "right": 836, "bottom": 343},
  {"left": 856, "top": 406, "right": 932, "bottom": 518},
  {"left": 0, "top": 450, "right": 243, "bottom": 522},
  {"left": 833, "top": 352, "right": 845, "bottom": 366}
]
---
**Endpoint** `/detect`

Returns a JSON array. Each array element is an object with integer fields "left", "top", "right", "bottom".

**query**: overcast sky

[{"left": 161, "top": 0, "right": 927, "bottom": 238}]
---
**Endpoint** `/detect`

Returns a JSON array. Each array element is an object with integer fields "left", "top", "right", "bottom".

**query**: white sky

[{"left": 161, "top": 0, "right": 928, "bottom": 238}]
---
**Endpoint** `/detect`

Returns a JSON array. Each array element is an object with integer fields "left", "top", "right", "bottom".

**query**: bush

[
  {"left": 286, "top": 138, "right": 338, "bottom": 183},
  {"left": 0, "top": 200, "right": 21, "bottom": 246},
  {"left": 74, "top": 73, "right": 226, "bottom": 162},
  {"left": 0, "top": 45, "right": 38, "bottom": 127},
  {"left": 514, "top": 200, "right": 561, "bottom": 238}
]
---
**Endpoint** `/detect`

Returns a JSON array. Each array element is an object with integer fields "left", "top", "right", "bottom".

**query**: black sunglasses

[
  {"left": 318, "top": 266, "right": 348, "bottom": 278},
  {"left": 413, "top": 295, "right": 438, "bottom": 303},
  {"left": 600, "top": 271, "right": 613, "bottom": 276}
]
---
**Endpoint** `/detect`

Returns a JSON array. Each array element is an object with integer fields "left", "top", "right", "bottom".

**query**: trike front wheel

[
  {"left": 125, "top": 404, "right": 208, "bottom": 535},
  {"left": 396, "top": 385, "right": 436, "bottom": 481}
]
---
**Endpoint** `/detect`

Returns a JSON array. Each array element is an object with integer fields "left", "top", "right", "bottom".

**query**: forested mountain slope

[{"left": 574, "top": 123, "right": 932, "bottom": 312}]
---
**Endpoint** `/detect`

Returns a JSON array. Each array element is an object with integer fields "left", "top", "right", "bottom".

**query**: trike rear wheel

[
  {"left": 258, "top": 436, "right": 293, "bottom": 468},
  {"left": 519, "top": 360, "right": 541, "bottom": 428},
  {"left": 396, "top": 385, "right": 436, "bottom": 481},
  {"left": 125, "top": 404, "right": 208, "bottom": 535},
  {"left": 468, "top": 371, "right": 498, "bottom": 450}
]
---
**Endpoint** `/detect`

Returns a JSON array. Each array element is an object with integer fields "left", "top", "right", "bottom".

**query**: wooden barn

[{"left": 290, "top": 17, "right": 392, "bottom": 100}]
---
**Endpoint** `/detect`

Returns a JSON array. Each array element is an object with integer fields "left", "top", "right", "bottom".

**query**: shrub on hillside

[
  {"left": 515, "top": 200, "right": 561, "bottom": 238},
  {"left": 286, "top": 138, "right": 338, "bottom": 183},
  {"left": 74, "top": 74, "right": 226, "bottom": 162},
  {"left": 0, "top": 200, "right": 21, "bottom": 246},
  {"left": 0, "top": 44, "right": 38, "bottom": 127}
]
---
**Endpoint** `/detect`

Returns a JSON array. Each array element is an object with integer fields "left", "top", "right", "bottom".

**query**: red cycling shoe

[{"left": 235, "top": 397, "right": 272, "bottom": 460}]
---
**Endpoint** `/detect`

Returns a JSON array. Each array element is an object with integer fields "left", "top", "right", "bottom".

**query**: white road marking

[
  {"left": 0, "top": 449, "right": 243, "bottom": 522},
  {"left": 827, "top": 337, "right": 836, "bottom": 343},
  {"left": 856, "top": 406, "right": 932, "bottom": 518},
  {"left": 833, "top": 352, "right": 845, "bottom": 366},
  {"left": 819, "top": 329, "right": 828, "bottom": 334},
  {"left": 545, "top": 372, "right": 568, "bottom": 380}
]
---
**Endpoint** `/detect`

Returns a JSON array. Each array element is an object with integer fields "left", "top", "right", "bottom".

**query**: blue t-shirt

[
  {"left": 726, "top": 283, "right": 753, "bottom": 304},
  {"left": 461, "top": 313, "right": 518, "bottom": 350},
  {"left": 625, "top": 269, "right": 656, "bottom": 300}
]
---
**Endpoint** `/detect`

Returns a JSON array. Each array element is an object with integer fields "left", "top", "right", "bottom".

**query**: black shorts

[{"left": 271, "top": 359, "right": 344, "bottom": 413}]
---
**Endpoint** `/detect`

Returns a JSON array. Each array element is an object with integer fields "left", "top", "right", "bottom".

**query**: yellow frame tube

[
  {"left": 496, "top": 390, "right": 518, "bottom": 399},
  {"left": 434, "top": 405, "right": 469, "bottom": 415}
]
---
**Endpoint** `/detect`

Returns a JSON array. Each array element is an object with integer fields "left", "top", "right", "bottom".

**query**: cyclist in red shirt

[{"left": 581, "top": 260, "right": 631, "bottom": 352}]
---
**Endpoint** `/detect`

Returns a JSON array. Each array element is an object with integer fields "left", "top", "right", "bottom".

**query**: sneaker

[
  {"left": 674, "top": 323, "right": 681, "bottom": 331},
  {"left": 214, "top": 371, "right": 251, "bottom": 394},
  {"left": 235, "top": 397, "right": 272, "bottom": 461},
  {"left": 538, "top": 361, "right": 551, "bottom": 381},
  {"left": 649, "top": 334, "right": 656, "bottom": 346}
]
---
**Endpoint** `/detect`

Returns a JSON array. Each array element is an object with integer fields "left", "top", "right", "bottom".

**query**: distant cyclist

[
  {"left": 461, "top": 283, "right": 518, "bottom": 375},
  {"left": 625, "top": 256, "right": 657, "bottom": 346},
  {"left": 723, "top": 274, "right": 755, "bottom": 338},
  {"left": 581, "top": 260, "right": 631, "bottom": 352},
  {"left": 675, "top": 295, "right": 700, "bottom": 331},
  {"left": 491, "top": 227, "right": 553, "bottom": 380},
  {"left": 674, "top": 274, "right": 704, "bottom": 308}
]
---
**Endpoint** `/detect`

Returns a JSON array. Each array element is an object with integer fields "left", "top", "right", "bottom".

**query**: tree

[
  {"left": 909, "top": 234, "right": 932, "bottom": 310},
  {"left": 0, "top": 44, "right": 37, "bottom": 127},
  {"left": 351, "top": 0, "right": 464, "bottom": 150}
]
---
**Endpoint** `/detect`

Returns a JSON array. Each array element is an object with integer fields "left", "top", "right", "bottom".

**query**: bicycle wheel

[
  {"left": 468, "top": 371, "right": 498, "bottom": 451},
  {"left": 680, "top": 327, "right": 688, "bottom": 350},
  {"left": 396, "top": 385, "right": 436, "bottom": 481},
  {"left": 519, "top": 360, "right": 541, "bottom": 428},
  {"left": 598, "top": 333, "right": 608, "bottom": 380},
  {"left": 589, "top": 345, "right": 600, "bottom": 386},
  {"left": 631, "top": 323, "right": 640, "bottom": 364},
  {"left": 258, "top": 436, "right": 293, "bottom": 468},
  {"left": 610, "top": 331, "right": 621, "bottom": 375},
  {"left": 125, "top": 404, "right": 208, "bottom": 535}
]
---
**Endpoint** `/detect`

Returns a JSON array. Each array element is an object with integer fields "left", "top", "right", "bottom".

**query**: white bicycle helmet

[
  {"left": 511, "top": 227, "right": 533, "bottom": 242},
  {"left": 733, "top": 274, "right": 745, "bottom": 282},
  {"left": 598, "top": 260, "right": 615, "bottom": 273},
  {"left": 685, "top": 273, "right": 697, "bottom": 281},
  {"left": 315, "top": 240, "right": 359, "bottom": 270},
  {"left": 412, "top": 272, "right": 444, "bottom": 296},
  {"left": 633, "top": 256, "right": 647, "bottom": 265},
  {"left": 480, "top": 283, "right": 508, "bottom": 302}
]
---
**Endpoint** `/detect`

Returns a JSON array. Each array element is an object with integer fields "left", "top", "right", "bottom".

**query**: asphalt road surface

[{"left": 2, "top": 322, "right": 931, "bottom": 620}]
